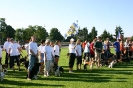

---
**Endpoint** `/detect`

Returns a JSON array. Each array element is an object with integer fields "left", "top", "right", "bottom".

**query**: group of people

[
  {"left": 0, "top": 35, "right": 133, "bottom": 80},
  {"left": 68, "top": 37, "right": 133, "bottom": 73}
]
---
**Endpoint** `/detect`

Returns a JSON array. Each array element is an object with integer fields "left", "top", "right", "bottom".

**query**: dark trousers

[
  {"left": 10, "top": 56, "right": 20, "bottom": 68},
  {"left": 69, "top": 53, "right": 76, "bottom": 68},
  {"left": 5, "top": 52, "right": 9, "bottom": 67},
  {"left": 116, "top": 51, "right": 121, "bottom": 60},
  {"left": 77, "top": 56, "right": 82, "bottom": 65}
]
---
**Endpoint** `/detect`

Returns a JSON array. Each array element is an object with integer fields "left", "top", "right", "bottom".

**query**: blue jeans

[
  {"left": 40, "top": 53, "right": 44, "bottom": 62},
  {"left": 28, "top": 55, "right": 36, "bottom": 71}
]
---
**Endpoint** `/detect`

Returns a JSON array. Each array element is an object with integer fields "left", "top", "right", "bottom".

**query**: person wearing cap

[
  {"left": 38, "top": 39, "right": 45, "bottom": 74},
  {"left": 43, "top": 39, "right": 54, "bottom": 77},
  {"left": 27, "top": 35, "right": 38, "bottom": 80},
  {"left": 3, "top": 37, "right": 11, "bottom": 68},
  {"left": 68, "top": 38, "right": 76, "bottom": 73},
  {"left": 94, "top": 36, "right": 103, "bottom": 68},
  {"left": 113, "top": 39, "right": 121, "bottom": 62},
  {"left": 8, "top": 38, "right": 21, "bottom": 71}
]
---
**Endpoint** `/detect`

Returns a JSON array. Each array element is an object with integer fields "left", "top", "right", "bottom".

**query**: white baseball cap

[{"left": 70, "top": 38, "right": 74, "bottom": 41}]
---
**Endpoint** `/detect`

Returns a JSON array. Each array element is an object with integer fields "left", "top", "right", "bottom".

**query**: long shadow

[{"left": 0, "top": 79, "right": 64, "bottom": 87}]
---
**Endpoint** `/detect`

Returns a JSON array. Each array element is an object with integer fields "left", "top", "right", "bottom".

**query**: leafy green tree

[
  {"left": 131, "top": 36, "right": 133, "bottom": 41},
  {"left": 6, "top": 25, "right": 15, "bottom": 38},
  {"left": 88, "top": 27, "right": 97, "bottom": 42},
  {"left": 35, "top": 26, "right": 48, "bottom": 42},
  {"left": 114, "top": 26, "right": 124, "bottom": 40},
  {"left": 49, "top": 28, "right": 64, "bottom": 41},
  {"left": 15, "top": 28, "right": 24, "bottom": 41}
]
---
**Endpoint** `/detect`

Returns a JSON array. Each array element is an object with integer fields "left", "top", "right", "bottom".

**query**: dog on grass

[
  {"left": 83, "top": 59, "right": 94, "bottom": 71},
  {"left": 0, "top": 63, "right": 7, "bottom": 81},
  {"left": 108, "top": 60, "right": 117, "bottom": 68},
  {"left": 24, "top": 61, "right": 41, "bottom": 79},
  {"left": 52, "top": 62, "right": 64, "bottom": 76}
]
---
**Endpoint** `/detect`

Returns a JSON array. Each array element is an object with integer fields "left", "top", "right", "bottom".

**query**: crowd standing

[{"left": 0, "top": 35, "right": 133, "bottom": 80}]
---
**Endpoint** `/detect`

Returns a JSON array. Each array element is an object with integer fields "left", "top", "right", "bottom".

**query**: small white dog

[
  {"left": 0, "top": 64, "right": 5, "bottom": 81},
  {"left": 108, "top": 60, "right": 116, "bottom": 68}
]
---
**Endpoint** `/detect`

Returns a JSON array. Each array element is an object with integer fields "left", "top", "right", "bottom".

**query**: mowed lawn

[{"left": 0, "top": 48, "right": 133, "bottom": 88}]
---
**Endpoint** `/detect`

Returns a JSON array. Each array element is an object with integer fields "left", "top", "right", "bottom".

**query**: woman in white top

[
  {"left": 68, "top": 38, "right": 76, "bottom": 73},
  {"left": 9, "top": 38, "right": 20, "bottom": 71},
  {"left": 84, "top": 41, "right": 90, "bottom": 61},
  {"left": 75, "top": 39, "right": 82, "bottom": 70},
  {"left": 54, "top": 40, "right": 60, "bottom": 65},
  {"left": 43, "top": 39, "right": 54, "bottom": 77},
  {"left": 50, "top": 41, "right": 55, "bottom": 60},
  {"left": 38, "top": 39, "right": 45, "bottom": 74}
]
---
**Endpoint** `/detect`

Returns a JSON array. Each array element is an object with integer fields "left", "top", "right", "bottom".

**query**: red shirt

[
  {"left": 82, "top": 42, "right": 86, "bottom": 49},
  {"left": 90, "top": 42, "right": 94, "bottom": 54}
]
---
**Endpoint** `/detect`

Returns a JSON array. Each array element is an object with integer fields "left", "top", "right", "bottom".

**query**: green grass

[{"left": 0, "top": 48, "right": 133, "bottom": 88}]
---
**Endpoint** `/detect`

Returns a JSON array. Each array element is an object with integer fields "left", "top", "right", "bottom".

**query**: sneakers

[{"left": 27, "top": 78, "right": 31, "bottom": 81}]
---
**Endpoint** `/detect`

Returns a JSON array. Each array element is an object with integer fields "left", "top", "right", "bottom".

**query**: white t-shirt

[
  {"left": 25, "top": 43, "right": 29, "bottom": 55},
  {"left": 3, "top": 41, "right": 11, "bottom": 53},
  {"left": 69, "top": 44, "right": 76, "bottom": 54},
  {"left": 84, "top": 43, "right": 90, "bottom": 53},
  {"left": 43, "top": 45, "right": 52, "bottom": 60},
  {"left": 17, "top": 44, "right": 21, "bottom": 55},
  {"left": 54, "top": 45, "right": 60, "bottom": 56},
  {"left": 124, "top": 42, "right": 129, "bottom": 47},
  {"left": 29, "top": 42, "right": 38, "bottom": 55},
  {"left": 38, "top": 45, "right": 44, "bottom": 53},
  {"left": 75, "top": 45, "right": 82, "bottom": 56},
  {"left": 0, "top": 47, "right": 2, "bottom": 58},
  {"left": 9, "top": 43, "right": 19, "bottom": 56}
]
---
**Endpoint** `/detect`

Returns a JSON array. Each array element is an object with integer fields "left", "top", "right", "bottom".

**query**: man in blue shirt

[{"left": 113, "top": 39, "right": 121, "bottom": 61}]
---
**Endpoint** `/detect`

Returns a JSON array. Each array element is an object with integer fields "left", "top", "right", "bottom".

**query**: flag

[{"left": 117, "top": 30, "right": 122, "bottom": 40}]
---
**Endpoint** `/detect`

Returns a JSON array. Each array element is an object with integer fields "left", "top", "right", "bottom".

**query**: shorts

[{"left": 40, "top": 53, "right": 44, "bottom": 62}]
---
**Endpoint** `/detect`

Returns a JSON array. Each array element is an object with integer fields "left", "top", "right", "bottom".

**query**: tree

[
  {"left": 101, "top": 30, "right": 110, "bottom": 40},
  {"left": 114, "top": 26, "right": 124, "bottom": 40},
  {"left": 131, "top": 36, "right": 133, "bottom": 41},
  {"left": 15, "top": 28, "right": 24, "bottom": 41},
  {"left": 6, "top": 25, "right": 15, "bottom": 38},
  {"left": 23, "top": 25, "right": 36, "bottom": 41},
  {"left": 49, "top": 28, "right": 64, "bottom": 41},
  {"left": 88, "top": 27, "right": 97, "bottom": 42},
  {"left": 34, "top": 26, "right": 48, "bottom": 42}
]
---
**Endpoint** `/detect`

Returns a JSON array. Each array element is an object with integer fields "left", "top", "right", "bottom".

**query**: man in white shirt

[
  {"left": 3, "top": 37, "right": 11, "bottom": 68},
  {"left": 68, "top": 38, "right": 76, "bottom": 73},
  {"left": 27, "top": 36, "right": 38, "bottom": 80},
  {"left": 75, "top": 39, "right": 82, "bottom": 70},
  {"left": 8, "top": 38, "right": 20, "bottom": 71}
]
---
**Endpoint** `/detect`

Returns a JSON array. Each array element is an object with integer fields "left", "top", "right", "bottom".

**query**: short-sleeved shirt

[
  {"left": 75, "top": 45, "right": 82, "bottom": 56},
  {"left": 17, "top": 44, "right": 21, "bottom": 55},
  {"left": 43, "top": 45, "right": 52, "bottom": 60},
  {"left": 38, "top": 45, "right": 44, "bottom": 53},
  {"left": 113, "top": 42, "right": 120, "bottom": 52},
  {"left": 69, "top": 44, "right": 76, "bottom": 54},
  {"left": 54, "top": 45, "right": 60, "bottom": 56},
  {"left": 9, "top": 43, "right": 19, "bottom": 56},
  {"left": 84, "top": 43, "right": 90, "bottom": 53},
  {"left": 29, "top": 42, "right": 38, "bottom": 55},
  {"left": 3, "top": 41, "right": 11, "bottom": 53},
  {"left": 90, "top": 42, "right": 94, "bottom": 54},
  {"left": 82, "top": 42, "right": 86, "bottom": 49},
  {"left": 120, "top": 43, "right": 124, "bottom": 51},
  {"left": 94, "top": 41, "right": 103, "bottom": 53}
]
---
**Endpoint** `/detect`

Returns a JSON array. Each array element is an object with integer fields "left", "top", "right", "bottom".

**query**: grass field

[{"left": 0, "top": 48, "right": 133, "bottom": 88}]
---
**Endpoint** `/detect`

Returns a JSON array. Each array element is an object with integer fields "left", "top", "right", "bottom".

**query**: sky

[{"left": 0, "top": 0, "right": 133, "bottom": 37}]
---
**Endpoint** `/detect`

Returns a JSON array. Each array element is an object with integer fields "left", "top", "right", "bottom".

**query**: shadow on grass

[{"left": 0, "top": 79, "right": 64, "bottom": 87}]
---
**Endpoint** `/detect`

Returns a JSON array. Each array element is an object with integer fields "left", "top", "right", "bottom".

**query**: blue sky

[{"left": 0, "top": 0, "right": 133, "bottom": 37}]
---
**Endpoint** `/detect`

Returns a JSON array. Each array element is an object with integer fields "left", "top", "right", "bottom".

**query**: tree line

[{"left": 0, "top": 18, "right": 132, "bottom": 44}]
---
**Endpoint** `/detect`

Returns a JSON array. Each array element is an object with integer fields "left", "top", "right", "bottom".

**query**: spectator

[
  {"left": 82, "top": 40, "right": 87, "bottom": 50},
  {"left": 54, "top": 40, "right": 60, "bottom": 65},
  {"left": 3, "top": 37, "right": 11, "bottom": 68},
  {"left": 8, "top": 38, "right": 21, "bottom": 71},
  {"left": 50, "top": 41, "right": 55, "bottom": 61},
  {"left": 90, "top": 39, "right": 96, "bottom": 61},
  {"left": 43, "top": 39, "right": 54, "bottom": 77},
  {"left": 120, "top": 40, "right": 124, "bottom": 55},
  {"left": 38, "top": 39, "right": 45, "bottom": 74},
  {"left": 124, "top": 39, "right": 129, "bottom": 57},
  {"left": 94, "top": 36, "right": 103, "bottom": 68},
  {"left": 84, "top": 40, "right": 90, "bottom": 61},
  {"left": 103, "top": 39, "right": 110, "bottom": 59},
  {"left": 113, "top": 39, "right": 121, "bottom": 62},
  {"left": 68, "top": 38, "right": 76, "bottom": 73},
  {"left": 129, "top": 40, "right": 132, "bottom": 58},
  {"left": 27, "top": 36, "right": 38, "bottom": 80},
  {"left": 75, "top": 39, "right": 82, "bottom": 70}
]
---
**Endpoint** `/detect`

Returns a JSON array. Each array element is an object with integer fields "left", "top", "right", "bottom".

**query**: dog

[
  {"left": 25, "top": 61, "right": 41, "bottom": 79},
  {"left": 0, "top": 63, "right": 7, "bottom": 81},
  {"left": 20, "top": 56, "right": 27, "bottom": 64},
  {"left": 52, "top": 63, "right": 64, "bottom": 76},
  {"left": 108, "top": 60, "right": 116, "bottom": 68},
  {"left": 83, "top": 60, "right": 94, "bottom": 71}
]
